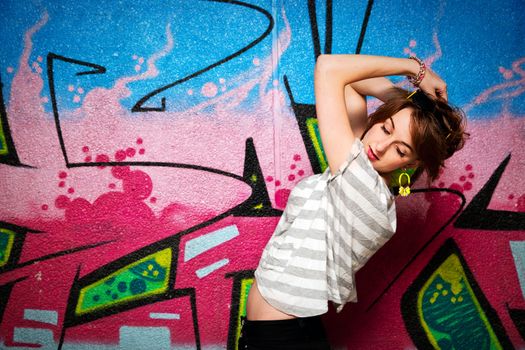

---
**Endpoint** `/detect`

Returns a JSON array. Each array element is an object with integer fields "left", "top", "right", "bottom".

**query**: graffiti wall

[{"left": 0, "top": 0, "right": 524, "bottom": 349}]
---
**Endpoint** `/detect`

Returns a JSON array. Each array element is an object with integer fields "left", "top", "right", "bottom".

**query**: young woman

[{"left": 240, "top": 54, "right": 468, "bottom": 349}]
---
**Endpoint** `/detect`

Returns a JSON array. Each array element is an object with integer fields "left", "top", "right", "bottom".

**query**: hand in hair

[{"left": 418, "top": 67, "right": 448, "bottom": 101}]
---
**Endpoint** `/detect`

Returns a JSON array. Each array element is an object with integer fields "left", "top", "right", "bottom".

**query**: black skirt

[{"left": 239, "top": 315, "right": 332, "bottom": 350}]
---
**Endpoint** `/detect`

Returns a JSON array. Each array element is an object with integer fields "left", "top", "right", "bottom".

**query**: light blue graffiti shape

[
  {"left": 56, "top": 343, "right": 116, "bottom": 350},
  {"left": 14, "top": 327, "right": 55, "bottom": 349},
  {"left": 510, "top": 241, "right": 525, "bottom": 299},
  {"left": 196, "top": 258, "right": 229, "bottom": 278},
  {"left": 23, "top": 309, "right": 58, "bottom": 325},
  {"left": 149, "top": 312, "right": 181, "bottom": 320},
  {"left": 119, "top": 326, "right": 171, "bottom": 350},
  {"left": 184, "top": 225, "right": 239, "bottom": 262}
]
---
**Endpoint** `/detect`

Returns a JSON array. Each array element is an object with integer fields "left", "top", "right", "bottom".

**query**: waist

[{"left": 246, "top": 279, "right": 296, "bottom": 320}]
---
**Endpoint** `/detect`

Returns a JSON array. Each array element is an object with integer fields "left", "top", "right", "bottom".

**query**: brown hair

[{"left": 361, "top": 87, "right": 468, "bottom": 183}]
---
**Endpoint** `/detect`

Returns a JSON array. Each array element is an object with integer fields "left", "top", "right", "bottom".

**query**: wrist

[
  {"left": 407, "top": 57, "right": 420, "bottom": 76},
  {"left": 406, "top": 56, "right": 426, "bottom": 87}
]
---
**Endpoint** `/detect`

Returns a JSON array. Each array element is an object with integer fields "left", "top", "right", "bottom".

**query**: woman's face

[{"left": 361, "top": 107, "right": 419, "bottom": 175}]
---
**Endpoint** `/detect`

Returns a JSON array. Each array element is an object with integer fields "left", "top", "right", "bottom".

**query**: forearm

[
  {"left": 316, "top": 54, "right": 419, "bottom": 88},
  {"left": 349, "top": 77, "right": 395, "bottom": 102}
]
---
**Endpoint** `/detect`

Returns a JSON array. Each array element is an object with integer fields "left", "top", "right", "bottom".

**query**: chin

[
  {"left": 373, "top": 166, "right": 387, "bottom": 174},
  {"left": 375, "top": 167, "right": 395, "bottom": 177}
]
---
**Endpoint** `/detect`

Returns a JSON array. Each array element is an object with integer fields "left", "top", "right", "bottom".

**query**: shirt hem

[{"left": 254, "top": 272, "right": 328, "bottom": 318}]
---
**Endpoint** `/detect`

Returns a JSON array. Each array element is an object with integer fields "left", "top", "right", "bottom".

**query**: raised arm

[
  {"left": 343, "top": 77, "right": 395, "bottom": 139},
  {"left": 314, "top": 54, "right": 420, "bottom": 175}
]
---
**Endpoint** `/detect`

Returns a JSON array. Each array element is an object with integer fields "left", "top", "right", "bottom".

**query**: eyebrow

[{"left": 388, "top": 117, "right": 414, "bottom": 152}]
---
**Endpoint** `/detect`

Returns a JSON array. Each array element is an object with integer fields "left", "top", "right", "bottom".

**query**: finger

[
  {"left": 425, "top": 89, "right": 437, "bottom": 99},
  {"left": 442, "top": 87, "right": 448, "bottom": 101},
  {"left": 439, "top": 88, "right": 448, "bottom": 101},
  {"left": 437, "top": 87, "right": 448, "bottom": 101}
]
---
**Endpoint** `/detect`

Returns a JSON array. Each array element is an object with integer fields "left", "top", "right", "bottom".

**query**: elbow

[
  {"left": 314, "top": 54, "right": 333, "bottom": 87},
  {"left": 314, "top": 54, "right": 347, "bottom": 86},
  {"left": 315, "top": 54, "right": 331, "bottom": 75}
]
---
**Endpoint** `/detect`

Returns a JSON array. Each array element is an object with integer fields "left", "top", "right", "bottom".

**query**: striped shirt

[{"left": 255, "top": 139, "right": 396, "bottom": 317}]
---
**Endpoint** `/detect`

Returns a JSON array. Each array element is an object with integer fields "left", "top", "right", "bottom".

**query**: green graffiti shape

[
  {"left": 0, "top": 115, "right": 7, "bottom": 155},
  {"left": 75, "top": 248, "right": 171, "bottom": 315},
  {"left": 306, "top": 118, "right": 327, "bottom": 172},
  {"left": 235, "top": 278, "right": 253, "bottom": 350},
  {"left": 418, "top": 254, "right": 503, "bottom": 350},
  {"left": 0, "top": 228, "right": 15, "bottom": 267}
]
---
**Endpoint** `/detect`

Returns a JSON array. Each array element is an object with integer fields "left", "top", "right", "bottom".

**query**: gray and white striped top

[{"left": 255, "top": 139, "right": 396, "bottom": 317}]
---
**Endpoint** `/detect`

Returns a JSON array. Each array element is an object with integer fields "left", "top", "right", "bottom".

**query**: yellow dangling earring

[{"left": 398, "top": 170, "right": 411, "bottom": 197}]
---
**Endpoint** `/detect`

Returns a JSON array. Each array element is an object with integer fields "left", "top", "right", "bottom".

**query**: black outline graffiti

[
  {"left": 307, "top": 0, "right": 333, "bottom": 59},
  {"left": 47, "top": 53, "right": 107, "bottom": 167},
  {"left": 0, "top": 240, "right": 114, "bottom": 274},
  {"left": 508, "top": 306, "right": 525, "bottom": 341},
  {"left": 131, "top": 0, "right": 274, "bottom": 112},
  {"left": 283, "top": 75, "right": 322, "bottom": 173},
  {"left": 225, "top": 269, "right": 254, "bottom": 350},
  {"left": 0, "top": 277, "right": 28, "bottom": 325},
  {"left": 454, "top": 154, "right": 525, "bottom": 231},
  {"left": 62, "top": 236, "right": 183, "bottom": 327},
  {"left": 401, "top": 238, "right": 513, "bottom": 349},
  {"left": 308, "top": 0, "right": 321, "bottom": 59},
  {"left": 46, "top": 53, "right": 253, "bottom": 188},
  {"left": 325, "top": 0, "right": 333, "bottom": 54},
  {"left": 355, "top": 0, "right": 374, "bottom": 54},
  {"left": 58, "top": 264, "right": 81, "bottom": 349},
  {"left": 232, "top": 138, "right": 281, "bottom": 217},
  {"left": 0, "top": 221, "right": 41, "bottom": 273}
]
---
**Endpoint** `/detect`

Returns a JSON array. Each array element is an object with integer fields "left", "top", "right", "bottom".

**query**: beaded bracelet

[{"left": 407, "top": 56, "right": 426, "bottom": 87}]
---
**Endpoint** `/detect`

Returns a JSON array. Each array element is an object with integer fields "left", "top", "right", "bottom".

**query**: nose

[{"left": 375, "top": 139, "right": 392, "bottom": 154}]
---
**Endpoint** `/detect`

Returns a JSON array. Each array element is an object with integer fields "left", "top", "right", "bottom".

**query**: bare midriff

[{"left": 246, "top": 280, "right": 296, "bottom": 320}]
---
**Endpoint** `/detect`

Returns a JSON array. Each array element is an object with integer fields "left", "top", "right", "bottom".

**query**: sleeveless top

[{"left": 254, "top": 140, "right": 396, "bottom": 317}]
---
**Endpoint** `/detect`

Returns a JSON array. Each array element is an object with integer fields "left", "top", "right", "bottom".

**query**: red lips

[{"left": 367, "top": 146, "right": 379, "bottom": 161}]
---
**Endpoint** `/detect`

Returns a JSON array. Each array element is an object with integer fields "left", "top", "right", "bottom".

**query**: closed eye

[
  {"left": 381, "top": 125, "right": 391, "bottom": 135},
  {"left": 396, "top": 147, "right": 406, "bottom": 157}
]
